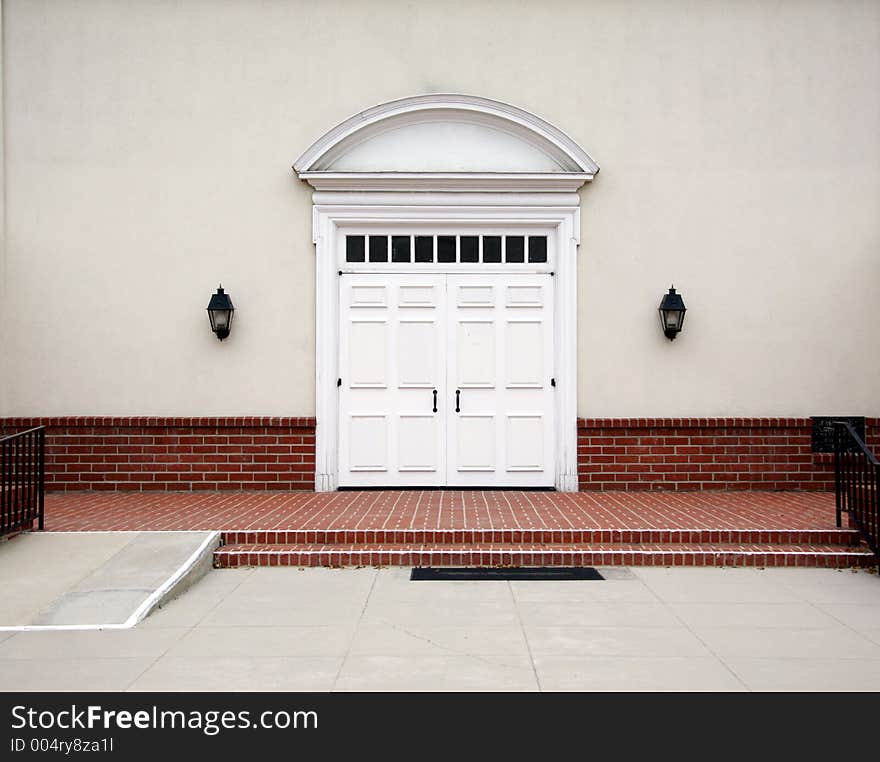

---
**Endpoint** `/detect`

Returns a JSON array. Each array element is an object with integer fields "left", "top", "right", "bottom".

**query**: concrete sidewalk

[
  {"left": 0, "top": 564, "right": 878, "bottom": 691},
  {"left": 0, "top": 532, "right": 218, "bottom": 628}
]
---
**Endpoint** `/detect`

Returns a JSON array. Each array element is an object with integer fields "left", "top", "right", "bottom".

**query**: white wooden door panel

[
  {"left": 506, "top": 320, "right": 544, "bottom": 387},
  {"left": 398, "top": 320, "right": 438, "bottom": 387},
  {"left": 339, "top": 273, "right": 445, "bottom": 486},
  {"left": 506, "top": 414, "right": 544, "bottom": 471},
  {"left": 398, "top": 414, "right": 438, "bottom": 471},
  {"left": 348, "top": 415, "right": 388, "bottom": 471},
  {"left": 348, "top": 321, "right": 387, "bottom": 388},
  {"left": 456, "top": 414, "right": 496, "bottom": 471},
  {"left": 446, "top": 274, "right": 554, "bottom": 487},
  {"left": 456, "top": 320, "right": 495, "bottom": 387}
]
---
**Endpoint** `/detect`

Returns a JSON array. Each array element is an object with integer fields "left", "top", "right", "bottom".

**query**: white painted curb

[{"left": 0, "top": 531, "right": 220, "bottom": 632}]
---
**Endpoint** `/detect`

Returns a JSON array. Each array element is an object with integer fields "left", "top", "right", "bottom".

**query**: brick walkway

[{"left": 45, "top": 489, "right": 838, "bottom": 533}]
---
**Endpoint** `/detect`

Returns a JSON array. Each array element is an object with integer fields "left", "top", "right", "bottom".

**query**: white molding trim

[
  {"left": 294, "top": 93, "right": 599, "bottom": 176},
  {"left": 311, "top": 191, "right": 583, "bottom": 207},
  {"left": 300, "top": 173, "right": 594, "bottom": 193},
  {"left": 296, "top": 94, "right": 597, "bottom": 492}
]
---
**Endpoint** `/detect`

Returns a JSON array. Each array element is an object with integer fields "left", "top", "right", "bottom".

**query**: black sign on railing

[{"left": 812, "top": 416, "right": 865, "bottom": 453}]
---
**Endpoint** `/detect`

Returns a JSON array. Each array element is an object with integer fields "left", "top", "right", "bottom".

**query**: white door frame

[
  {"left": 310, "top": 203, "right": 581, "bottom": 491},
  {"left": 294, "top": 94, "right": 598, "bottom": 491}
]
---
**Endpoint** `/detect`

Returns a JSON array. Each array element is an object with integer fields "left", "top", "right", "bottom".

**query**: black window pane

[
  {"left": 528, "top": 236, "right": 548, "bottom": 263},
  {"left": 437, "top": 236, "right": 456, "bottom": 263},
  {"left": 506, "top": 236, "right": 525, "bottom": 263},
  {"left": 483, "top": 236, "right": 502, "bottom": 263},
  {"left": 369, "top": 235, "right": 388, "bottom": 263},
  {"left": 346, "top": 236, "right": 365, "bottom": 263},
  {"left": 460, "top": 236, "right": 479, "bottom": 263},
  {"left": 392, "top": 236, "right": 411, "bottom": 263},
  {"left": 415, "top": 236, "right": 434, "bottom": 262}
]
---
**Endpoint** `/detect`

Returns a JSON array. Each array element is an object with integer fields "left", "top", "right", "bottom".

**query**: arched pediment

[{"left": 294, "top": 94, "right": 598, "bottom": 192}]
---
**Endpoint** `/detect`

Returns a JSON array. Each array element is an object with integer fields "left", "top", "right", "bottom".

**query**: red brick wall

[
  {"left": 0, "top": 417, "right": 316, "bottom": 491},
  {"left": 3, "top": 415, "right": 875, "bottom": 493},
  {"left": 577, "top": 417, "right": 880, "bottom": 492}
]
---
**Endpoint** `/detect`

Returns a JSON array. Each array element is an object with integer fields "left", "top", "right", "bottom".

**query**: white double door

[{"left": 339, "top": 273, "right": 554, "bottom": 487}]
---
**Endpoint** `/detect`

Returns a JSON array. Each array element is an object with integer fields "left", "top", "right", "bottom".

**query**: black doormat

[{"left": 410, "top": 567, "right": 605, "bottom": 581}]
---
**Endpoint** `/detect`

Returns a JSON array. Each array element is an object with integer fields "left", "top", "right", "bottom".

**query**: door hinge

[
  {"left": 551, "top": 378, "right": 556, "bottom": 387},
  {"left": 337, "top": 378, "right": 342, "bottom": 387}
]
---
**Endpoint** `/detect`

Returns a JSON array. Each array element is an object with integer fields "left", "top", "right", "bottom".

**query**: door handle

[
  {"left": 432, "top": 389, "right": 438, "bottom": 413},
  {"left": 455, "top": 389, "right": 460, "bottom": 413}
]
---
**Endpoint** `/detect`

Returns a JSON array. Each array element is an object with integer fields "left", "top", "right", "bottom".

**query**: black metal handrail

[
  {"left": 0, "top": 426, "right": 45, "bottom": 537},
  {"left": 834, "top": 421, "right": 878, "bottom": 559}
]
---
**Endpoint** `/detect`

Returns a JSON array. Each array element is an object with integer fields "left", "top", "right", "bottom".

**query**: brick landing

[{"left": 41, "top": 490, "right": 875, "bottom": 569}]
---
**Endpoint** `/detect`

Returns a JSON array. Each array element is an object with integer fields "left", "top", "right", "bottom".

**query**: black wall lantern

[
  {"left": 658, "top": 285, "right": 686, "bottom": 340},
  {"left": 207, "top": 285, "right": 235, "bottom": 341}
]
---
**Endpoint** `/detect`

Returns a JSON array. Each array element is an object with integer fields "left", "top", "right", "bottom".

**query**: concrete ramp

[{"left": 0, "top": 531, "right": 219, "bottom": 630}]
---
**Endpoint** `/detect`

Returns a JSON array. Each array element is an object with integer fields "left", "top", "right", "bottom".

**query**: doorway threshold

[{"left": 339, "top": 486, "right": 557, "bottom": 492}]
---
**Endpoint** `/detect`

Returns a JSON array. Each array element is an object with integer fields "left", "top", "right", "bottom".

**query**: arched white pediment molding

[{"left": 294, "top": 94, "right": 598, "bottom": 192}]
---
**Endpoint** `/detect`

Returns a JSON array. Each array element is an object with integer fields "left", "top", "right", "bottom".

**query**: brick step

[
  {"left": 219, "top": 527, "right": 861, "bottom": 547},
  {"left": 213, "top": 542, "right": 875, "bottom": 569}
]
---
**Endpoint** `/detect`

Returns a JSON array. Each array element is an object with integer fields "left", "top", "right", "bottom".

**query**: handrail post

[
  {"left": 0, "top": 439, "right": 6, "bottom": 536},
  {"left": 38, "top": 427, "right": 45, "bottom": 531},
  {"left": 834, "top": 423, "right": 842, "bottom": 528}
]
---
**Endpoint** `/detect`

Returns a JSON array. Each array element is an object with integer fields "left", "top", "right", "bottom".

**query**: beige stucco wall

[
  {"left": 0, "top": 1, "right": 7, "bottom": 417},
  {"left": 1, "top": 0, "right": 878, "bottom": 418}
]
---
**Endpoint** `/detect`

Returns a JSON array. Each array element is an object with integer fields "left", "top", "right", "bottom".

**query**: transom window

[{"left": 344, "top": 234, "right": 549, "bottom": 265}]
